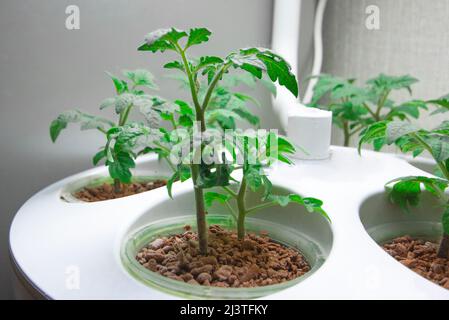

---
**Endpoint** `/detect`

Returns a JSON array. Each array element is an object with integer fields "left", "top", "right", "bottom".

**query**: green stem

[
  {"left": 201, "top": 65, "right": 229, "bottom": 112},
  {"left": 119, "top": 103, "right": 133, "bottom": 126},
  {"left": 153, "top": 142, "right": 171, "bottom": 154},
  {"left": 163, "top": 157, "right": 176, "bottom": 172},
  {"left": 175, "top": 43, "right": 204, "bottom": 129},
  {"left": 362, "top": 102, "right": 377, "bottom": 119},
  {"left": 175, "top": 43, "right": 209, "bottom": 254},
  {"left": 221, "top": 186, "right": 238, "bottom": 198},
  {"left": 375, "top": 89, "right": 390, "bottom": 121},
  {"left": 236, "top": 177, "right": 247, "bottom": 240},
  {"left": 113, "top": 178, "right": 121, "bottom": 194},
  {"left": 349, "top": 125, "right": 364, "bottom": 137},
  {"left": 170, "top": 117, "right": 178, "bottom": 130},
  {"left": 97, "top": 127, "right": 107, "bottom": 135},
  {"left": 190, "top": 164, "right": 208, "bottom": 255},
  {"left": 437, "top": 234, "right": 449, "bottom": 259},
  {"left": 343, "top": 120, "right": 350, "bottom": 147},
  {"left": 245, "top": 201, "right": 278, "bottom": 215},
  {"left": 223, "top": 200, "right": 237, "bottom": 220}
]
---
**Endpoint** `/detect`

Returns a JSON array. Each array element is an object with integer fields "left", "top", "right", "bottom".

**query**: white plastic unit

[
  {"left": 287, "top": 107, "right": 332, "bottom": 160},
  {"left": 9, "top": 147, "right": 449, "bottom": 299},
  {"left": 272, "top": 0, "right": 331, "bottom": 160}
]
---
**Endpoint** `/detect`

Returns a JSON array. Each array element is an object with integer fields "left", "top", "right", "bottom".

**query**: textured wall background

[
  {"left": 2, "top": 0, "right": 449, "bottom": 299},
  {"left": 322, "top": 0, "right": 449, "bottom": 147}
]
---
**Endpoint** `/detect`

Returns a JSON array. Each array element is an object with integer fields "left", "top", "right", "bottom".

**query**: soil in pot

[
  {"left": 74, "top": 180, "right": 166, "bottom": 202},
  {"left": 135, "top": 224, "right": 310, "bottom": 288},
  {"left": 382, "top": 235, "right": 449, "bottom": 290}
]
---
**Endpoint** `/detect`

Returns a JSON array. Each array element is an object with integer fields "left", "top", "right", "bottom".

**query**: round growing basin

[
  {"left": 60, "top": 174, "right": 169, "bottom": 203},
  {"left": 359, "top": 191, "right": 443, "bottom": 244},
  {"left": 121, "top": 186, "right": 333, "bottom": 299}
]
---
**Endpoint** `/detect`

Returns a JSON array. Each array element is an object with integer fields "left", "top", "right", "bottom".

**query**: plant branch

[
  {"left": 223, "top": 200, "right": 237, "bottom": 220},
  {"left": 245, "top": 201, "right": 278, "bottom": 215},
  {"left": 119, "top": 103, "right": 133, "bottom": 126},
  {"left": 343, "top": 120, "right": 350, "bottom": 147},
  {"left": 175, "top": 43, "right": 203, "bottom": 124},
  {"left": 201, "top": 64, "right": 230, "bottom": 113},
  {"left": 221, "top": 185, "right": 238, "bottom": 198},
  {"left": 163, "top": 157, "right": 176, "bottom": 172},
  {"left": 412, "top": 133, "right": 449, "bottom": 181},
  {"left": 375, "top": 89, "right": 390, "bottom": 120},
  {"left": 236, "top": 176, "right": 247, "bottom": 239},
  {"left": 362, "top": 102, "right": 377, "bottom": 119},
  {"left": 97, "top": 127, "right": 108, "bottom": 135}
]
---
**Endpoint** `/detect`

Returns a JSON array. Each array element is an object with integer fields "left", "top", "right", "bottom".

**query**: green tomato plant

[
  {"left": 358, "top": 116, "right": 449, "bottom": 258},
  {"left": 203, "top": 131, "right": 329, "bottom": 240},
  {"left": 49, "top": 69, "right": 159, "bottom": 193},
  {"left": 120, "top": 27, "right": 328, "bottom": 255},
  {"left": 309, "top": 73, "right": 428, "bottom": 147},
  {"left": 169, "top": 69, "right": 277, "bottom": 130}
]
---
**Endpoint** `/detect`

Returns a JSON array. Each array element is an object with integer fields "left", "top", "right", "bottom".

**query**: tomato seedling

[
  {"left": 359, "top": 115, "right": 449, "bottom": 258},
  {"left": 50, "top": 69, "right": 159, "bottom": 193},
  {"left": 309, "top": 73, "right": 428, "bottom": 147},
  {"left": 125, "top": 27, "right": 328, "bottom": 254}
]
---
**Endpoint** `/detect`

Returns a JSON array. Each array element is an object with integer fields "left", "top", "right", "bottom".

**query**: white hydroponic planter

[{"left": 9, "top": 147, "right": 449, "bottom": 299}]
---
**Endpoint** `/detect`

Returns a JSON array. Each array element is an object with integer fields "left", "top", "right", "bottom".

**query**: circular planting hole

[
  {"left": 359, "top": 191, "right": 449, "bottom": 290},
  {"left": 121, "top": 186, "right": 333, "bottom": 299},
  {"left": 60, "top": 174, "right": 168, "bottom": 203}
]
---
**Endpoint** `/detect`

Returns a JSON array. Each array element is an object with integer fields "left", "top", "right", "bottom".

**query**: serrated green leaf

[
  {"left": 386, "top": 121, "right": 419, "bottom": 144},
  {"left": 197, "top": 160, "right": 231, "bottom": 188},
  {"left": 358, "top": 121, "right": 387, "bottom": 154},
  {"left": 107, "top": 151, "right": 135, "bottom": 183},
  {"left": 386, "top": 176, "right": 448, "bottom": 212},
  {"left": 123, "top": 69, "right": 158, "bottom": 90},
  {"left": 114, "top": 93, "right": 135, "bottom": 114},
  {"left": 229, "top": 48, "right": 298, "bottom": 97},
  {"left": 139, "top": 28, "right": 187, "bottom": 53},
  {"left": 204, "top": 191, "right": 230, "bottom": 207},
  {"left": 174, "top": 100, "right": 194, "bottom": 116},
  {"left": 195, "top": 56, "right": 223, "bottom": 71},
  {"left": 166, "top": 171, "right": 179, "bottom": 199},
  {"left": 233, "top": 93, "right": 261, "bottom": 107},
  {"left": 163, "top": 61, "right": 184, "bottom": 71},
  {"left": 266, "top": 193, "right": 329, "bottom": 221},
  {"left": 426, "top": 134, "right": 449, "bottom": 162},
  {"left": 367, "top": 74, "right": 418, "bottom": 94},
  {"left": 186, "top": 28, "right": 211, "bottom": 49},
  {"left": 49, "top": 110, "right": 113, "bottom": 142},
  {"left": 92, "top": 149, "right": 106, "bottom": 165},
  {"left": 99, "top": 97, "right": 116, "bottom": 110},
  {"left": 245, "top": 165, "right": 263, "bottom": 192},
  {"left": 179, "top": 115, "right": 193, "bottom": 127},
  {"left": 391, "top": 100, "right": 428, "bottom": 119},
  {"left": 106, "top": 71, "right": 128, "bottom": 94}
]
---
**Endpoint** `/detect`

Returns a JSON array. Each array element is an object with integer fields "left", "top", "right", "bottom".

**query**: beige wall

[{"left": 322, "top": 0, "right": 449, "bottom": 147}]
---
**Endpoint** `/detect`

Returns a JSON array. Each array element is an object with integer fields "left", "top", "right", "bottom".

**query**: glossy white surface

[
  {"left": 9, "top": 147, "right": 449, "bottom": 299},
  {"left": 287, "top": 106, "right": 332, "bottom": 160}
]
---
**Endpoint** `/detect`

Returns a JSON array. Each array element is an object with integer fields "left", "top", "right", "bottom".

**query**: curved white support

[
  {"left": 303, "top": 0, "right": 327, "bottom": 104},
  {"left": 271, "top": 0, "right": 331, "bottom": 160},
  {"left": 288, "top": 107, "right": 332, "bottom": 160},
  {"left": 271, "top": 0, "right": 301, "bottom": 129}
]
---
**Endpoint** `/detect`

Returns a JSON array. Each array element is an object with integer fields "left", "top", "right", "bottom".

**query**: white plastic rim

[
  {"left": 121, "top": 214, "right": 329, "bottom": 299},
  {"left": 8, "top": 147, "right": 449, "bottom": 299},
  {"left": 60, "top": 173, "right": 169, "bottom": 203}
]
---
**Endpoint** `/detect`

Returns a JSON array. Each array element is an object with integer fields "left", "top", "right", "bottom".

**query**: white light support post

[{"left": 271, "top": 0, "right": 332, "bottom": 160}]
